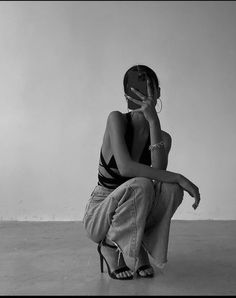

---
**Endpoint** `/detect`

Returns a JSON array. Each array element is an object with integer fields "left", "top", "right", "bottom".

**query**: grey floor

[{"left": 0, "top": 220, "right": 236, "bottom": 296}]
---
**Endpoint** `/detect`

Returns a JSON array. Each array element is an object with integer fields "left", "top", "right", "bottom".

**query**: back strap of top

[{"left": 99, "top": 150, "right": 128, "bottom": 184}]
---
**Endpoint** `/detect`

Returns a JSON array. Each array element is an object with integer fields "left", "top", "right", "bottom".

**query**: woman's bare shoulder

[
  {"left": 107, "top": 110, "right": 127, "bottom": 129},
  {"left": 101, "top": 111, "right": 128, "bottom": 159},
  {"left": 161, "top": 130, "right": 172, "bottom": 140},
  {"left": 108, "top": 110, "right": 125, "bottom": 120},
  {"left": 161, "top": 130, "right": 172, "bottom": 153}
]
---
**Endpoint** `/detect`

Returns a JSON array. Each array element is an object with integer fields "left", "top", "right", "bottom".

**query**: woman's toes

[
  {"left": 117, "top": 272, "right": 122, "bottom": 278},
  {"left": 139, "top": 270, "right": 146, "bottom": 276},
  {"left": 126, "top": 270, "right": 132, "bottom": 277},
  {"left": 116, "top": 270, "right": 132, "bottom": 279},
  {"left": 124, "top": 270, "right": 131, "bottom": 278},
  {"left": 139, "top": 268, "right": 153, "bottom": 276},
  {"left": 117, "top": 272, "right": 125, "bottom": 279},
  {"left": 145, "top": 268, "right": 153, "bottom": 275},
  {"left": 121, "top": 272, "right": 126, "bottom": 278}
]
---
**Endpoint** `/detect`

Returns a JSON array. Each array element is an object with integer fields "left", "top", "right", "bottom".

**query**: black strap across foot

[{"left": 111, "top": 266, "right": 133, "bottom": 280}]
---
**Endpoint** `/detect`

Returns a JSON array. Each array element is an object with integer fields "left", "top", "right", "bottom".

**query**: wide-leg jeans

[{"left": 83, "top": 177, "right": 183, "bottom": 271}]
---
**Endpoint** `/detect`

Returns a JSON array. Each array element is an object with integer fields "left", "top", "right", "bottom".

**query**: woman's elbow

[{"left": 118, "top": 161, "right": 133, "bottom": 177}]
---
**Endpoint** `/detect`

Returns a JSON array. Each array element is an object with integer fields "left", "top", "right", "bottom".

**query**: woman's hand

[
  {"left": 125, "top": 78, "right": 158, "bottom": 124},
  {"left": 178, "top": 175, "right": 201, "bottom": 210}
]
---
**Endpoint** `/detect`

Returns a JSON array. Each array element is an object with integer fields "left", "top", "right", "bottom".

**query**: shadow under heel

[{"left": 97, "top": 240, "right": 133, "bottom": 280}]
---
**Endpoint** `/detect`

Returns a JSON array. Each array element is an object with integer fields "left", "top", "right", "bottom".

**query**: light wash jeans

[{"left": 83, "top": 177, "right": 183, "bottom": 271}]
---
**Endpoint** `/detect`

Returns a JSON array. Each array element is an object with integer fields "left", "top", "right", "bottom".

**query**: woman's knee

[
  {"left": 133, "top": 177, "right": 154, "bottom": 193},
  {"left": 85, "top": 227, "right": 105, "bottom": 243},
  {"left": 129, "top": 177, "right": 155, "bottom": 206},
  {"left": 162, "top": 182, "right": 182, "bottom": 193},
  {"left": 161, "top": 182, "right": 183, "bottom": 204},
  {"left": 83, "top": 216, "right": 106, "bottom": 243}
]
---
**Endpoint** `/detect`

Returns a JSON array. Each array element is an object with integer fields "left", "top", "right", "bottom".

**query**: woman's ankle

[{"left": 105, "top": 237, "right": 116, "bottom": 247}]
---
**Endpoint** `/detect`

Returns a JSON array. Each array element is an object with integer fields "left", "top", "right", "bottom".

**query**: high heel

[
  {"left": 99, "top": 249, "right": 104, "bottom": 273},
  {"left": 97, "top": 240, "right": 133, "bottom": 280}
]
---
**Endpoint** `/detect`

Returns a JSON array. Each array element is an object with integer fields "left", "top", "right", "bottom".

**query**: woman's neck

[{"left": 129, "top": 110, "right": 149, "bottom": 133}]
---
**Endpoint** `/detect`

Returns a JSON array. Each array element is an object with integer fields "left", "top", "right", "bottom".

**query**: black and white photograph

[{"left": 0, "top": 0, "right": 236, "bottom": 296}]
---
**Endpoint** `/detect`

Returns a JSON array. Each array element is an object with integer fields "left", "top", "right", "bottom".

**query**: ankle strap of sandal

[
  {"left": 101, "top": 239, "right": 117, "bottom": 249},
  {"left": 101, "top": 239, "right": 123, "bottom": 266}
]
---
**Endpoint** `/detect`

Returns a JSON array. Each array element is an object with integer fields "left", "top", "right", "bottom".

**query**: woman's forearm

[
  {"left": 149, "top": 118, "right": 167, "bottom": 169},
  {"left": 123, "top": 160, "right": 180, "bottom": 184}
]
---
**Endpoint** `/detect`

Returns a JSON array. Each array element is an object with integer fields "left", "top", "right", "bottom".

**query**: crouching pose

[{"left": 83, "top": 65, "right": 201, "bottom": 280}]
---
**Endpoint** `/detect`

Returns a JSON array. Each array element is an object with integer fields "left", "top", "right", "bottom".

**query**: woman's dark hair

[{"left": 123, "top": 65, "right": 159, "bottom": 94}]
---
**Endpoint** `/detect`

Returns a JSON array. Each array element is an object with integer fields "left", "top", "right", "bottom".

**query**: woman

[{"left": 83, "top": 65, "right": 201, "bottom": 280}]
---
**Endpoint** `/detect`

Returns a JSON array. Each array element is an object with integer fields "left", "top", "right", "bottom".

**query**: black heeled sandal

[
  {"left": 136, "top": 244, "right": 154, "bottom": 278},
  {"left": 97, "top": 240, "right": 133, "bottom": 280}
]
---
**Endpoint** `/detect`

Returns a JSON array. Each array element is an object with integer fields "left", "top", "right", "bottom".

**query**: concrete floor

[{"left": 0, "top": 221, "right": 235, "bottom": 296}]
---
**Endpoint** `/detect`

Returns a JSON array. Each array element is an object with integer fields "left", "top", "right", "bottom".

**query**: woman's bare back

[{"left": 98, "top": 112, "right": 169, "bottom": 180}]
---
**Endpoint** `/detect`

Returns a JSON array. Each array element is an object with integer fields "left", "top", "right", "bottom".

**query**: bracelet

[{"left": 149, "top": 141, "right": 165, "bottom": 151}]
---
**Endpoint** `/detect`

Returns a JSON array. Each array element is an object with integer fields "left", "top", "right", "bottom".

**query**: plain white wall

[{"left": 0, "top": 1, "right": 236, "bottom": 220}]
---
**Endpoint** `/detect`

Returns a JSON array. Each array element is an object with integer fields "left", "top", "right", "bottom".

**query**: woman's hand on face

[
  {"left": 125, "top": 78, "right": 158, "bottom": 123},
  {"left": 178, "top": 175, "right": 201, "bottom": 210}
]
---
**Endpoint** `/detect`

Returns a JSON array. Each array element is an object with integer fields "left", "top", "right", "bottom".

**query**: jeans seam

[{"left": 128, "top": 185, "right": 137, "bottom": 258}]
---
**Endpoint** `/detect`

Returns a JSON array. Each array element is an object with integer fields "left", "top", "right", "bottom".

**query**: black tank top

[{"left": 98, "top": 112, "right": 151, "bottom": 189}]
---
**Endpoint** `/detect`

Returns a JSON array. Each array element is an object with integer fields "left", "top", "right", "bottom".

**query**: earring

[{"left": 156, "top": 98, "right": 162, "bottom": 113}]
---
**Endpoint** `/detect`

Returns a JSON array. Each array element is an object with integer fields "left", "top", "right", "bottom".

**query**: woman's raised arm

[
  {"left": 108, "top": 111, "right": 200, "bottom": 209},
  {"left": 108, "top": 110, "right": 179, "bottom": 183}
]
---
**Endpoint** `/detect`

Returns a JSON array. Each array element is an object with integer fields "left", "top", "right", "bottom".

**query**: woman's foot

[
  {"left": 101, "top": 239, "right": 133, "bottom": 279},
  {"left": 136, "top": 244, "right": 154, "bottom": 277}
]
